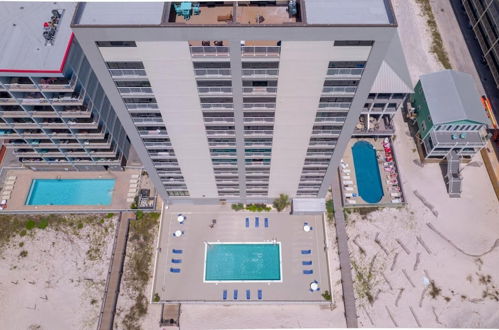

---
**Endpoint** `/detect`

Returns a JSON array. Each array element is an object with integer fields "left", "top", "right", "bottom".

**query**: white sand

[
  {"left": 347, "top": 111, "right": 499, "bottom": 327},
  {"left": 0, "top": 216, "right": 117, "bottom": 330}
]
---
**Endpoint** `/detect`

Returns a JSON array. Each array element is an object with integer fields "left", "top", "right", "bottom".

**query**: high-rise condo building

[
  {"left": 70, "top": 0, "right": 411, "bottom": 204},
  {"left": 0, "top": 3, "right": 130, "bottom": 171}
]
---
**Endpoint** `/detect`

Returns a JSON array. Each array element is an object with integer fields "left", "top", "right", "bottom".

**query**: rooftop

[
  {"left": 73, "top": 0, "right": 395, "bottom": 26},
  {"left": 0, "top": 2, "right": 76, "bottom": 74},
  {"left": 420, "top": 70, "right": 489, "bottom": 125}
]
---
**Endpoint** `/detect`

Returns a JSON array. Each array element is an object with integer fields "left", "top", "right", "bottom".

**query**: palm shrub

[{"left": 273, "top": 193, "right": 290, "bottom": 212}]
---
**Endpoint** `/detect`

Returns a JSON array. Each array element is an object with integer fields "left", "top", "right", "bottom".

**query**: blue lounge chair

[
  {"left": 245, "top": 217, "right": 250, "bottom": 228},
  {"left": 301, "top": 249, "right": 311, "bottom": 255},
  {"left": 233, "top": 289, "right": 238, "bottom": 300},
  {"left": 258, "top": 289, "right": 263, "bottom": 300},
  {"left": 303, "top": 269, "right": 313, "bottom": 275},
  {"left": 246, "top": 289, "right": 251, "bottom": 300},
  {"left": 170, "top": 268, "right": 181, "bottom": 273},
  {"left": 255, "top": 217, "right": 259, "bottom": 228},
  {"left": 223, "top": 290, "right": 227, "bottom": 300},
  {"left": 172, "top": 249, "right": 183, "bottom": 254},
  {"left": 172, "top": 259, "right": 182, "bottom": 264},
  {"left": 264, "top": 218, "right": 269, "bottom": 228},
  {"left": 302, "top": 260, "right": 312, "bottom": 266}
]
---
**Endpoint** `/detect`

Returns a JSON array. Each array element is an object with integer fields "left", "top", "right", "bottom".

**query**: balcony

[
  {"left": 190, "top": 46, "right": 229, "bottom": 57},
  {"left": 132, "top": 117, "right": 165, "bottom": 126},
  {"left": 326, "top": 68, "right": 364, "bottom": 79},
  {"left": 318, "top": 102, "right": 351, "bottom": 111},
  {"left": 144, "top": 141, "right": 172, "bottom": 148},
  {"left": 197, "top": 87, "right": 232, "bottom": 95},
  {"left": 138, "top": 129, "right": 168, "bottom": 138},
  {"left": 0, "top": 98, "right": 18, "bottom": 105},
  {"left": 206, "top": 130, "right": 235, "bottom": 136},
  {"left": 315, "top": 117, "right": 346, "bottom": 124},
  {"left": 109, "top": 69, "right": 147, "bottom": 79},
  {"left": 311, "top": 130, "right": 341, "bottom": 137},
  {"left": 204, "top": 117, "right": 234, "bottom": 124},
  {"left": 30, "top": 111, "right": 59, "bottom": 118},
  {"left": 126, "top": 103, "right": 159, "bottom": 112},
  {"left": 243, "top": 117, "right": 274, "bottom": 124},
  {"left": 243, "top": 103, "right": 276, "bottom": 110},
  {"left": 242, "top": 87, "right": 277, "bottom": 95},
  {"left": 353, "top": 115, "right": 395, "bottom": 136},
  {"left": 194, "top": 69, "right": 231, "bottom": 78},
  {"left": 244, "top": 130, "right": 273, "bottom": 136},
  {"left": 241, "top": 46, "right": 280, "bottom": 57},
  {"left": 3, "top": 77, "right": 38, "bottom": 91},
  {"left": 38, "top": 75, "right": 77, "bottom": 92},
  {"left": 50, "top": 92, "right": 84, "bottom": 105},
  {"left": 242, "top": 69, "right": 279, "bottom": 78},
  {"left": 66, "top": 120, "right": 99, "bottom": 129},
  {"left": 118, "top": 87, "right": 154, "bottom": 96},
  {"left": 0, "top": 111, "right": 26, "bottom": 117},
  {"left": 201, "top": 103, "right": 233, "bottom": 110},
  {"left": 321, "top": 86, "right": 357, "bottom": 96}
]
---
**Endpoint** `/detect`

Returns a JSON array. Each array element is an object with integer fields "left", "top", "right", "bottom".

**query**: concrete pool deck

[
  {"left": 0, "top": 169, "right": 140, "bottom": 212},
  {"left": 152, "top": 205, "right": 331, "bottom": 303},
  {"left": 340, "top": 137, "right": 405, "bottom": 207}
]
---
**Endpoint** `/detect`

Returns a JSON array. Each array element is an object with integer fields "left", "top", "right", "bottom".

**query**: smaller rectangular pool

[
  {"left": 26, "top": 179, "right": 116, "bottom": 206},
  {"left": 204, "top": 243, "right": 281, "bottom": 282}
]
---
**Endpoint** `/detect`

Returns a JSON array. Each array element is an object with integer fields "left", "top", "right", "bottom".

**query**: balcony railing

[
  {"left": 243, "top": 103, "right": 276, "bottom": 110},
  {"left": 201, "top": 103, "right": 233, "bottom": 110},
  {"left": 318, "top": 102, "right": 351, "bottom": 110},
  {"left": 241, "top": 46, "right": 280, "bottom": 57},
  {"left": 109, "top": 69, "right": 147, "bottom": 78},
  {"left": 315, "top": 117, "right": 346, "bottom": 123},
  {"left": 194, "top": 69, "right": 231, "bottom": 77},
  {"left": 242, "top": 87, "right": 277, "bottom": 95},
  {"left": 311, "top": 130, "right": 341, "bottom": 135},
  {"left": 322, "top": 86, "right": 357, "bottom": 95},
  {"left": 206, "top": 130, "right": 235, "bottom": 136},
  {"left": 118, "top": 87, "right": 154, "bottom": 95},
  {"left": 203, "top": 117, "right": 234, "bottom": 123},
  {"left": 126, "top": 103, "right": 159, "bottom": 111},
  {"left": 51, "top": 93, "right": 84, "bottom": 105},
  {"left": 326, "top": 68, "right": 364, "bottom": 78},
  {"left": 244, "top": 130, "right": 273, "bottom": 135},
  {"left": 4, "top": 83, "right": 37, "bottom": 91},
  {"left": 39, "top": 75, "right": 77, "bottom": 91},
  {"left": 132, "top": 117, "right": 164, "bottom": 124},
  {"left": 190, "top": 46, "right": 230, "bottom": 57},
  {"left": 242, "top": 69, "right": 279, "bottom": 77},
  {"left": 144, "top": 141, "right": 172, "bottom": 148},
  {"left": 243, "top": 117, "right": 274, "bottom": 123},
  {"left": 197, "top": 87, "right": 232, "bottom": 94}
]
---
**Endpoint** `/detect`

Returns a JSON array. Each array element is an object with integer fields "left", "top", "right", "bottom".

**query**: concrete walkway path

[
  {"left": 331, "top": 174, "right": 358, "bottom": 328},
  {"left": 98, "top": 212, "right": 134, "bottom": 330}
]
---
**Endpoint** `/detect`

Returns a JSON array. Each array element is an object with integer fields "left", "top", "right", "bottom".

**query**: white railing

[
  {"left": 194, "top": 69, "right": 231, "bottom": 77},
  {"left": 5, "top": 83, "right": 37, "bottom": 90},
  {"left": 241, "top": 46, "right": 280, "bottom": 57},
  {"left": 206, "top": 130, "right": 235, "bottom": 136},
  {"left": 0, "top": 98, "right": 17, "bottom": 104},
  {"left": 109, "top": 69, "right": 147, "bottom": 77},
  {"left": 190, "top": 46, "right": 230, "bottom": 57},
  {"left": 145, "top": 142, "right": 172, "bottom": 147},
  {"left": 242, "top": 69, "right": 279, "bottom": 77},
  {"left": 243, "top": 117, "right": 274, "bottom": 123},
  {"left": 132, "top": 117, "right": 164, "bottom": 124},
  {"left": 118, "top": 87, "right": 153, "bottom": 95},
  {"left": 51, "top": 92, "right": 84, "bottom": 105},
  {"left": 126, "top": 103, "right": 159, "bottom": 110},
  {"left": 318, "top": 102, "right": 351, "bottom": 110},
  {"left": 138, "top": 130, "right": 167, "bottom": 136},
  {"left": 22, "top": 98, "right": 50, "bottom": 105},
  {"left": 203, "top": 117, "right": 234, "bottom": 123},
  {"left": 312, "top": 130, "right": 341, "bottom": 135},
  {"left": 244, "top": 130, "right": 273, "bottom": 135},
  {"left": 322, "top": 86, "right": 357, "bottom": 94},
  {"left": 243, "top": 103, "right": 276, "bottom": 110},
  {"left": 197, "top": 87, "right": 232, "bottom": 94},
  {"left": 326, "top": 68, "right": 364, "bottom": 77},
  {"left": 201, "top": 103, "right": 233, "bottom": 110},
  {"left": 315, "top": 117, "right": 346, "bottom": 123},
  {"left": 39, "top": 75, "right": 77, "bottom": 90},
  {"left": 242, "top": 87, "right": 277, "bottom": 94}
]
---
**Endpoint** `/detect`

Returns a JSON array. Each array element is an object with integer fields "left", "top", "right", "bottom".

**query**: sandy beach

[{"left": 0, "top": 215, "right": 117, "bottom": 330}]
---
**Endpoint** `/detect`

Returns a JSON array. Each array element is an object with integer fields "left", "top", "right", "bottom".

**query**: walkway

[
  {"left": 98, "top": 212, "right": 134, "bottom": 330},
  {"left": 331, "top": 174, "right": 358, "bottom": 328}
]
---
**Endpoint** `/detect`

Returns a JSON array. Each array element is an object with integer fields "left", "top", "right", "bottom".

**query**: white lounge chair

[
  {"left": 7, "top": 176, "right": 16, "bottom": 180},
  {"left": 126, "top": 198, "right": 134, "bottom": 203},
  {"left": 340, "top": 163, "right": 348, "bottom": 169},
  {"left": 1, "top": 193, "right": 11, "bottom": 199},
  {"left": 342, "top": 169, "right": 351, "bottom": 174},
  {"left": 347, "top": 199, "right": 357, "bottom": 204},
  {"left": 127, "top": 192, "right": 136, "bottom": 197},
  {"left": 129, "top": 183, "right": 138, "bottom": 188},
  {"left": 345, "top": 193, "right": 354, "bottom": 198},
  {"left": 391, "top": 192, "right": 401, "bottom": 198},
  {"left": 342, "top": 175, "right": 351, "bottom": 180},
  {"left": 131, "top": 174, "right": 140, "bottom": 178},
  {"left": 392, "top": 198, "right": 402, "bottom": 203},
  {"left": 344, "top": 186, "right": 354, "bottom": 191},
  {"left": 343, "top": 180, "right": 353, "bottom": 185}
]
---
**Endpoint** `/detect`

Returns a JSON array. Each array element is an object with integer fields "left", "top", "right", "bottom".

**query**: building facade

[
  {"left": 462, "top": 0, "right": 499, "bottom": 89},
  {"left": 71, "top": 0, "right": 409, "bottom": 204},
  {"left": 0, "top": 3, "right": 130, "bottom": 171},
  {"left": 413, "top": 70, "right": 489, "bottom": 160}
]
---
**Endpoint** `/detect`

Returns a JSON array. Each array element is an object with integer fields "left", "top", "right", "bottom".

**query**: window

[
  {"left": 328, "top": 61, "right": 366, "bottom": 68},
  {"left": 193, "top": 62, "right": 230, "bottom": 69},
  {"left": 392, "top": 93, "right": 405, "bottom": 99},
  {"left": 106, "top": 62, "right": 144, "bottom": 69},
  {"left": 96, "top": 41, "right": 136, "bottom": 47},
  {"left": 115, "top": 80, "right": 151, "bottom": 87},
  {"left": 334, "top": 40, "right": 374, "bottom": 46},
  {"left": 377, "top": 93, "right": 391, "bottom": 99}
]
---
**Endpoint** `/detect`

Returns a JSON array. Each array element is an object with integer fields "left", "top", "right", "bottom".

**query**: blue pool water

[
  {"left": 26, "top": 179, "right": 116, "bottom": 206},
  {"left": 352, "top": 141, "right": 384, "bottom": 203},
  {"left": 205, "top": 243, "right": 281, "bottom": 281}
]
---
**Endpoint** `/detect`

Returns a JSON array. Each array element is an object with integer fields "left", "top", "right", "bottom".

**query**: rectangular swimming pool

[
  {"left": 25, "top": 179, "right": 116, "bottom": 206},
  {"left": 204, "top": 243, "right": 282, "bottom": 282}
]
